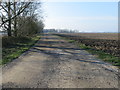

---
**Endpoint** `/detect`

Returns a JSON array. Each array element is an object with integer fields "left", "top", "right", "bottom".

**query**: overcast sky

[{"left": 43, "top": 2, "right": 118, "bottom": 32}]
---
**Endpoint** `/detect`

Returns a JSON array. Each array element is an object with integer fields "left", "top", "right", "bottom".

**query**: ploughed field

[{"left": 56, "top": 33, "right": 119, "bottom": 57}]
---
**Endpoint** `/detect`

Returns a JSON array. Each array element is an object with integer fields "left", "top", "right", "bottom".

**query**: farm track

[{"left": 2, "top": 34, "right": 119, "bottom": 88}]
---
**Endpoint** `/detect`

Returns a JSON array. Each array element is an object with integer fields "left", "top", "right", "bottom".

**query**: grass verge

[
  {"left": 1, "top": 35, "right": 41, "bottom": 65},
  {"left": 62, "top": 37, "right": 120, "bottom": 66}
]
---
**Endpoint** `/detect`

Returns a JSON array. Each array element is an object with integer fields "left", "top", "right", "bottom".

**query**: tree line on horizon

[
  {"left": 0, "top": 1, "right": 44, "bottom": 37},
  {"left": 44, "top": 29, "right": 78, "bottom": 33}
]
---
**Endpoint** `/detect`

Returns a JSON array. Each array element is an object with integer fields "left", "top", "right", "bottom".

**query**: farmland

[
  {"left": 55, "top": 33, "right": 119, "bottom": 65},
  {"left": 60, "top": 33, "right": 118, "bottom": 40}
]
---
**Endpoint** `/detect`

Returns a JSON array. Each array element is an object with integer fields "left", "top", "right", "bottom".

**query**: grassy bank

[
  {"left": 1, "top": 34, "right": 41, "bottom": 65},
  {"left": 59, "top": 36, "right": 120, "bottom": 66}
]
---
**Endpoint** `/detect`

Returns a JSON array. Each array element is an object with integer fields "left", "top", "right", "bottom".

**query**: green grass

[
  {"left": 1, "top": 35, "right": 41, "bottom": 65},
  {"left": 68, "top": 40, "right": 76, "bottom": 43},
  {"left": 65, "top": 38, "right": 120, "bottom": 66},
  {"left": 82, "top": 46, "right": 119, "bottom": 66}
]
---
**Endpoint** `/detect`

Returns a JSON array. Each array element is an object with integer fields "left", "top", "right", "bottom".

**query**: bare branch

[
  {"left": 0, "top": 4, "right": 8, "bottom": 13},
  {"left": 0, "top": 2, "right": 31, "bottom": 27}
]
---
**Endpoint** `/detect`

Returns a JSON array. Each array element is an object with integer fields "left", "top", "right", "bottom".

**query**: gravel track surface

[{"left": 2, "top": 34, "right": 119, "bottom": 88}]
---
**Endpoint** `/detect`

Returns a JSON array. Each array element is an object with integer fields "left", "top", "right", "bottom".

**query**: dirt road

[{"left": 2, "top": 34, "right": 119, "bottom": 88}]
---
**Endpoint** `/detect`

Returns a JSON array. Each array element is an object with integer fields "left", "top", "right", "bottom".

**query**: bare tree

[
  {"left": 0, "top": 1, "right": 44, "bottom": 37},
  {"left": 0, "top": 1, "right": 31, "bottom": 36}
]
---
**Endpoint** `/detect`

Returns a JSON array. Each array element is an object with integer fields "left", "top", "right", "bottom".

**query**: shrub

[{"left": 2, "top": 36, "right": 31, "bottom": 48}]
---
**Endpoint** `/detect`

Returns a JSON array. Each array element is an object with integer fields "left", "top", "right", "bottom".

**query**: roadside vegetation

[
  {"left": 1, "top": 35, "right": 40, "bottom": 65},
  {"left": 0, "top": 1, "right": 44, "bottom": 65},
  {"left": 55, "top": 34, "right": 120, "bottom": 66}
]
